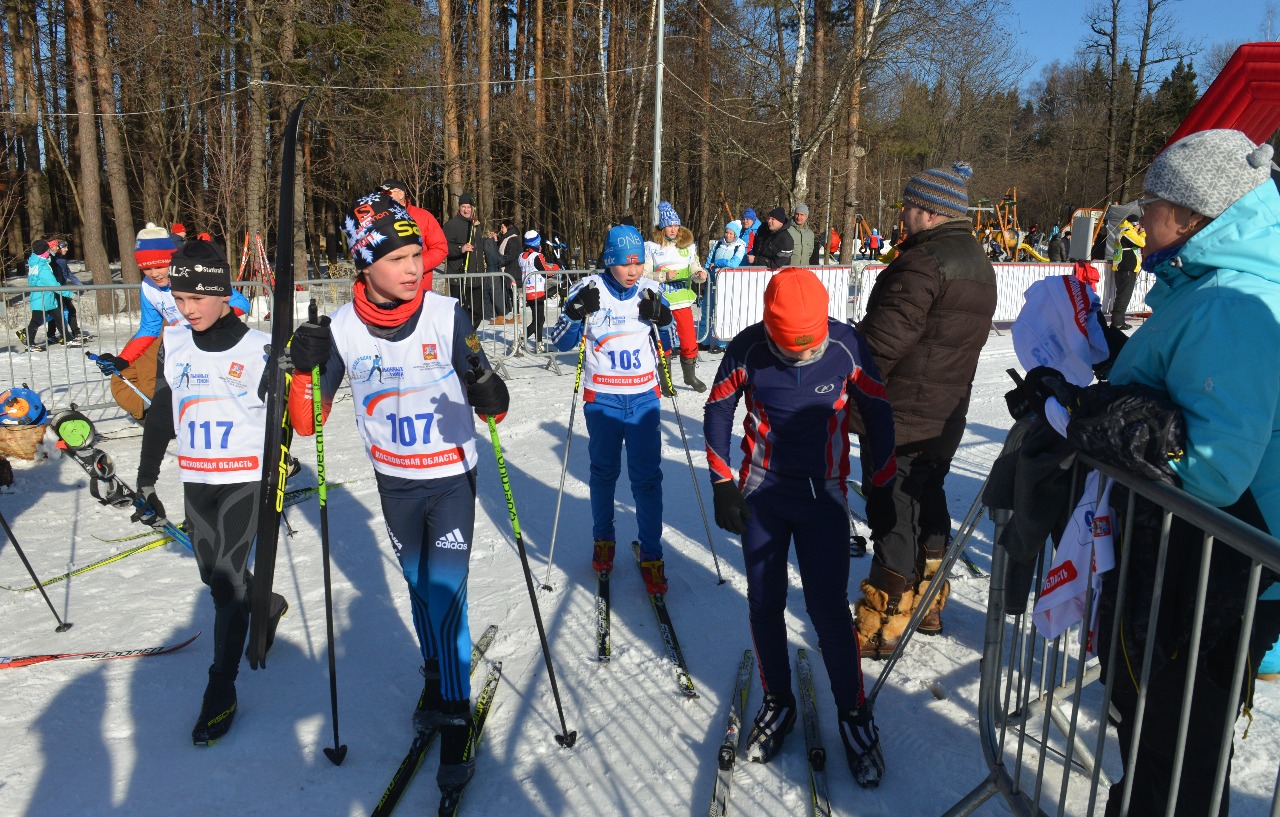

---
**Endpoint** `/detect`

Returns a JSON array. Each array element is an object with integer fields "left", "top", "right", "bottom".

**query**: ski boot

[
  {"left": 192, "top": 669, "right": 238, "bottom": 746},
  {"left": 680, "top": 357, "right": 707, "bottom": 393},
  {"left": 639, "top": 558, "right": 668, "bottom": 595},
  {"left": 413, "top": 659, "right": 445, "bottom": 735},
  {"left": 437, "top": 700, "right": 477, "bottom": 813},
  {"left": 244, "top": 592, "right": 289, "bottom": 665},
  {"left": 592, "top": 539, "right": 615, "bottom": 573},
  {"left": 746, "top": 691, "right": 797, "bottom": 763},
  {"left": 838, "top": 706, "right": 885, "bottom": 788}
]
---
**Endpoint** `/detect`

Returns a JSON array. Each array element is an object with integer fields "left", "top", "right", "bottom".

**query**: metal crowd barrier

[
  {"left": 932, "top": 446, "right": 1280, "bottom": 817},
  {"left": 707, "top": 265, "right": 854, "bottom": 343}
]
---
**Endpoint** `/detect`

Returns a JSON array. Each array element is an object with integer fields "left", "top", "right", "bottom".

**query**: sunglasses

[{"left": 1133, "top": 194, "right": 1161, "bottom": 218}]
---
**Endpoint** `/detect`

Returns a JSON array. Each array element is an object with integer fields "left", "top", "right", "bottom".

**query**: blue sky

[{"left": 1011, "top": 0, "right": 1272, "bottom": 87}]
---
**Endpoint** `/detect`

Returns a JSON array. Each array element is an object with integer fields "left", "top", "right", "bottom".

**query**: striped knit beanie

[
  {"left": 657, "top": 200, "right": 681, "bottom": 229},
  {"left": 902, "top": 162, "right": 973, "bottom": 220},
  {"left": 134, "top": 222, "right": 180, "bottom": 270}
]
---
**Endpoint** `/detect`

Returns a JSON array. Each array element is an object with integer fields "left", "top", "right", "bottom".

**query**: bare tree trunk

[
  {"left": 1090, "top": 0, "right": 1121, "bottom": 198},
  {"left": 439, "top": 0, "right": 463, "bottom": 206},
  {"left": 839, "top": 0, "right": 865, "bottom": 264},
  {"left": 696, "top": 0, "right": 711, "bottom": 232},
  {"left": 532, "top": 0, "right": 544, "bottom": 223},
  {"left": 1120, "top": 0, "right": 1158, "bottom": 201},
  {"left": 596, "top": 0, "right": 612, "bottom": 211},
  {"left": 65, "top": 0, "right": 112, "bottom": 311},
  {"left": 86, "top": 0, "right": 138, "bottom": 283},
  {"left": 478, "top": 0, "right": 494, "bottom": 215},
  {"left": 624, "top": 0, "right": 658, "bottom": 213},
  {"left": 6, "top": 0, "right": 45, "bottom": 238},
  {"left": 245, "top": 0, "right": 267, "bottom": 244}
]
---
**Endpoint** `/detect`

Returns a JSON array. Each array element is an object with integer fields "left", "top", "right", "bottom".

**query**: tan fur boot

[
  {"left": 916, "top": 557, "right": 950, "bottom": 636},
  {"left": 854, "top": 567, "right": 915, "bottom": 660}
]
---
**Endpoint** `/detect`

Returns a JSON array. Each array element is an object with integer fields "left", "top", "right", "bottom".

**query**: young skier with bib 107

[
  {"left": 703, "top": 267, "right": 898, "bottom": 787},
  {"left": 286, "top": 191, "right": 509, "bottom": 801},
  {"left": 133, "top": 239, "right": 288, "bottom": 745},
  {"left": 549, "top": 224, "right": 676, "bottom": 594}
]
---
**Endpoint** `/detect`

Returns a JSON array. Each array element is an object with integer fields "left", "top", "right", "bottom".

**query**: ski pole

[
  {"left": 85, "top": 352, "right": 151, "bottom": 408},
  {"left": 309, "top": 300, "right": 347, "bottom": 766},
  {"left": 539, "top": 313, "right": 590, "bottom": 591},
  {"left": 647, "top": 302, "right": 724, "bottom": 585},
  {"left": 0, "top": 509, "right": 73, "bottom": 632},
  {"left": 468, "top": 356, "right": 577, "bottom": 748}
]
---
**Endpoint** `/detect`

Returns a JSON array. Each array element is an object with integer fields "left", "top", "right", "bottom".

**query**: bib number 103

[
  {"left": 188, "top": 420, "right": 234, "bottom": 449},
  {"left": 606, "top": 349, "right": 644, "bottom": 370},
  {"left": 386, "top": 412, "right": 435, "bottom": 446}
]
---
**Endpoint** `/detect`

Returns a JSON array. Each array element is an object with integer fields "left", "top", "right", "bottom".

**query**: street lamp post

[{"left": 650, "top": 0, "right": 664, "bottom": 227}]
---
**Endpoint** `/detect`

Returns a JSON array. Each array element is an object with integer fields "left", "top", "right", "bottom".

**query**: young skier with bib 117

[
  {"left": 549, "top": 224, "right": 675, "bottom": 594},
  {"left": 133, "top": 239, "right": 288, "bottom": 745},
  {"left": 286, "top": 191, "right": 509, "bottom": 800},
  {"left": 703, "top": 267, "right": 898, "bottom": 786}
]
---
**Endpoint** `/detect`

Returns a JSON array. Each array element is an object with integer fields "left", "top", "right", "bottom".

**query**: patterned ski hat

[
  {"left": 657, "top": 201, "right": 681, "bottom": 229},
  {"left": 134, "top": 222, "right": 181, "bottom": 270},
  {"left": 342, "top": 191, "right": 422, "bottom": 270},
  {"left": 763, "top": 268, "right": 830, "bottom": 352},
  {"left": 168, "top": 240, "right": 231, "bottom": 297},
  {"left": 602, "top": 224, "right": 645, "bottom": 267},
  {"left": 902, "top": 162, "right": 973, "bottom": 220},
  {"left": 1144, "top": 129, "right": 1273, "bottom": 219},
  {"left": 524, "top": 230, "right": 542, "bottom": 248}
]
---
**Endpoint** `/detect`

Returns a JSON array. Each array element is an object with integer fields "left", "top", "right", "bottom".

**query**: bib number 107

[
  {"left": 606, "top": 349, "right": 644, "bottom": 370},
  {"left": 386, "top": 412, "right": 435, "bottom": 446}
]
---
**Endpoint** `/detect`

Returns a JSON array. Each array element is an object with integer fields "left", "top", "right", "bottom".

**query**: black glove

[
  {"left": 93, "top": 353, "right": 129, "bottom": 376},
  {"left": 712, "top": 480, "right": 751, "bottom": 535},
  {"left": 290, "top": 316, "right": 332, "bottom": 374},
  {"left": 638, "top": 291, "right": 673, "bottom": 327},
  {"left": 131, "top": 485, "right": 168, "bottom": 528},
  {"left": 1093, "top": 321, "right": 1130, "bottom": 381},
  {"left": 465, "top": 366, "right": 510, "bottom": 420},
  {"left": 563, "top": 285, "right": 600, "bottom": 321},
  {"left": 1023, "top": 366, "right": 1079, "bottom": 417}
]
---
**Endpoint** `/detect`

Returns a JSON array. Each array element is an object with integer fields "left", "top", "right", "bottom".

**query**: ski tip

[
  {"left": 323, "top": 744, "right": 348, "bottom": 765},
  {"left": 556, "top": 730, "right": 578, "bottom": 749}
]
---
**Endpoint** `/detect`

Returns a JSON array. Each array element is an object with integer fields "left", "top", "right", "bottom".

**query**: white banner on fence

[
  {"left": 848, "top": 260, "right": 1155, "bottom": 324},
  {"left": 712, "top": 266, "right": 850, "bottom": 340}
]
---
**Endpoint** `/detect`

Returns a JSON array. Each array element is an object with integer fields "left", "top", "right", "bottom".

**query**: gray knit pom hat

[
  {"left": 902, "top": 162, "right": 972, "bottom": 220},
  {"left": 1143, "top": 129, "right": 1273, "bottom": 219}
]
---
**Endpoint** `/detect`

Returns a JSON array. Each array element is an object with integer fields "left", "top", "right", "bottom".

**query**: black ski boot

[
  {"left": 680, "top": 357, "right": 707, "bottom": 393},
  {"left": 192, "top": 669, "right": 238, "bottom": 746},
  {"left": 437, "top": 700, "right": 477, "bottom": 813},
  {"left": 244, "top": 592, "right": 289, "bottom": 666},
  {"left": 839, "top": 706, "right": 885, "bottom": 788},
  {"left": 746, "top": 691, "right": 797, "bottom": 763},
  {"left": 413, "top": 659, "right": 444, "bottom": 735}
]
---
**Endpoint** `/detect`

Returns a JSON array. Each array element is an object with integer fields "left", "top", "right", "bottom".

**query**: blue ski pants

[
  {"left": 583, "top": 390, "right": 664, "bottom": 560},
  {"left": 742, "top": 471, "right": 866, "bottom": 711},
  {"left": 378, "top": 469, "right": 476, "bottom": 703}
]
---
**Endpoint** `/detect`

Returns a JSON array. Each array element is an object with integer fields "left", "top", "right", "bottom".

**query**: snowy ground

[{"left": 2, "top": 327, "right": 1278, "bottom": 817}]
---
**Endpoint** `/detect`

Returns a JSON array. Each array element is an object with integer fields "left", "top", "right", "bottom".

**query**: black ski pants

[{"left": 185, "top": 481, "right": 260, "bottom": 679}]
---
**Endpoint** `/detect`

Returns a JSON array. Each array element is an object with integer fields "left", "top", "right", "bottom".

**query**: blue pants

[
  {"left": 743, "top": 472, "right": 866, "bottom": 711},
  {"left": 378, "top": 470, "right": 476, "bottom": 703},
  {"left": 584, "top": 391, "right": 663, "bottom": 560}
]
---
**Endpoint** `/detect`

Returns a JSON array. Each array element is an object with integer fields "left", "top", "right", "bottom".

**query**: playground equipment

[{"left": 972, "top": 188, "right": 1048, "bottom": 262}]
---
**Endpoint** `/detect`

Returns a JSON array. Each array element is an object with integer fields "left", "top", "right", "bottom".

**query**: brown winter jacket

[{"left": 857, "top": 218, "right": 997, "bottom": 457}]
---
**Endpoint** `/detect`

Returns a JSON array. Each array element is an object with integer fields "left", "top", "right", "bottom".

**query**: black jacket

[
  {"left": 1047, "top": 236, "right": 1067, "bottom": 263},
  {"left": 443, "top": 215, "right": 479, "bottom": 277},
  {"left": 750, "top": 221, "right": 794, "bottom": 269}
]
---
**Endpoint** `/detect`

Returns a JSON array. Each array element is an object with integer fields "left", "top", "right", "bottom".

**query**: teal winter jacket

[
  {"left": 26, "top": 254, "right": 61, "bottom": 312},
  {"left": 1108, "top": 181, "right": 1280, "bottom": 534}
]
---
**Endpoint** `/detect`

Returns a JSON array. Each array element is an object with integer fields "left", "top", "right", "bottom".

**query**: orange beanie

[{"left": 763, "top": 267, "right": 829, "bottom": 352}]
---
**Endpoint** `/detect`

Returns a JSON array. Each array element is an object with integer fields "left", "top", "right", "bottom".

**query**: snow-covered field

[{"left": 1, "top": 328, "right": 1277, "bottom": 817}]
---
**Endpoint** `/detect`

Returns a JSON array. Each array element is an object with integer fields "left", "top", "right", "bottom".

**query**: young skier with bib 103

[
  {"left": 549, "top": 224, "right": 676, "bottom": 594},
  {"left": 286, "top": 191, "right": 509, "bottom": 800},
  {"left": 703, "top": 267, "right": 898, "bottom": 786},
  {"left": 133, "top": 239, "right": 288, "bottom": 745}
]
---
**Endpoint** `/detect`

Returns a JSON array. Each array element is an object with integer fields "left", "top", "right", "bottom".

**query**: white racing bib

[
  {"left": 164, "top": 326, "right": 270, "bottom": 484},
  {"left": 581, "top": 276, "right": 662, "bottom": 396}
]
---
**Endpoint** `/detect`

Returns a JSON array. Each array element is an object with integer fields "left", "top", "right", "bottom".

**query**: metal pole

[{"left": 649, "top": 0, "right": 664, "bottom": 227}]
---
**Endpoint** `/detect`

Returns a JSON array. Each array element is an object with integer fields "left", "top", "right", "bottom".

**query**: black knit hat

[
  {"left": 168, "top": 240, "right": 231, "bottom": 296},
  {"left": 459, "top": 192, "right": 475, "bottom": 206},
  {"left": 902, "top": 162, "right": 972, "bottom": 219},
  {"left": 343, "top": 191, "right": 422, "bottom": 270},
  {"left": 30, "top": 239, "right": 49, "bottom": 256}
]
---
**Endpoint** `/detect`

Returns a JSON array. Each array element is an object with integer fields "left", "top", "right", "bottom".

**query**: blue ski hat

[
  {"left": 602, "top": 224, "right": 645, "bottom": 267},
  {"left": 724, "top": 220, "right": 742, "bottom": 241},
  {"left": 743, "top": 207, "right": 758, "bottom": 222},
  {"left": 523, "top": 229, "right": 542, "bottom": 248},
  {"left": 657, "top": 200, "right": 681, "bottom": 228}
]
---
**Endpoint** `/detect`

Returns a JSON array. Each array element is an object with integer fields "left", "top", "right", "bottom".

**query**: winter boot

[
  {"left": 192, "top": 668, "right": 238, "bottom": 745},
  {"left": 639, "top": 558, "right": 668, "bottom": 595},
  {"left": 854, "top": 565, "right": 915, "bottom": 660},
  {"left": 437, "top": 700, "right": 477, "bottom": 796},
  {"left": 680, "top": 357, "right": 707, "bottom": 393},
  {"left": 592, "top": 539, "right": 616, "bottom": 573},
  {"left": 838, "top": 706, "right": 885, "bottom": 788},
  {"left": 413, "top": 659, "right": 445, "bottom": 735},
  {"left": 746, "top": 691, "right": 797, "bottom": 763},
  {"left": 244, "top": 592, "right": 289, "bottom": 665},
  {"left": 915, "top": 549, "right": 950, "bottom": 636}
]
